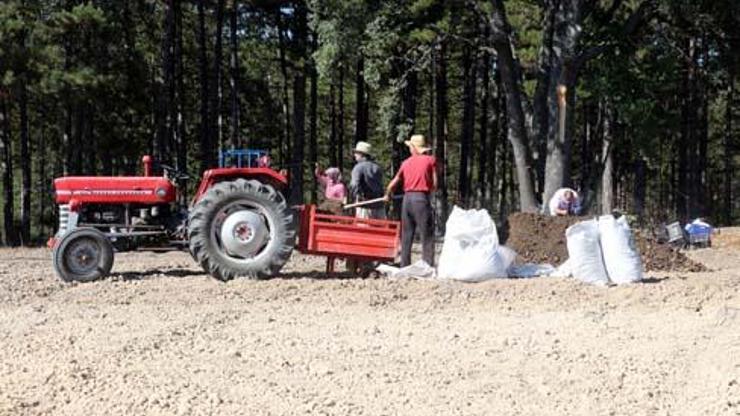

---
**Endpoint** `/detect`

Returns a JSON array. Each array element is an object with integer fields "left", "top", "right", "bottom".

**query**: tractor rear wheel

[
  {"left": 52, "top": 228, "right": 114, "bottom": 282},
  {"left": 188, "top": 179, "right": 295, "bottom": 281}
]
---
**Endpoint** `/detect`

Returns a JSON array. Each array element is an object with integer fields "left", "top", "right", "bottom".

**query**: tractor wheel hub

[{"left": 220, "top": 210, "right": 268, "bottom": 258}]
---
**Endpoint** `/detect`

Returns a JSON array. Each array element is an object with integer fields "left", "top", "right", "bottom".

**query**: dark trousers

[{"left": 401, "top": 192, "right": 434, "bottom": 267}]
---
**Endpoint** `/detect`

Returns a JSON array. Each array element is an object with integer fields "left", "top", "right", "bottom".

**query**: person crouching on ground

[
  {"left": 384, "top": 134, "right": 437, "bottom": 267},
  {"left": 349, "top": 141, "right": 386, "bottom": 219},
  {"left": 315, "top": 164, "right": 347, "bottom": 215},
  {"left": 548, "top": 187, "right": 581, "bottom": 216}
]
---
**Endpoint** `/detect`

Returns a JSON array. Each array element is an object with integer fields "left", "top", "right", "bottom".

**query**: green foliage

[{"left": 1, "top": 0, "right": 739, "bottom": 245}]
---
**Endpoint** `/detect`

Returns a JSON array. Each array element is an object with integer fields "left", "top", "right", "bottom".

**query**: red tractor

[
  {"left": 50, "top": 150, "right": 296, "bottom": 282},
  {"left": 50, "top": 149, "right": 402, "bottom": 282}
]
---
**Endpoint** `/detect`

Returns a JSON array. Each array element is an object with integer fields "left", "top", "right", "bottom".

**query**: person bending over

[{"left": 548, "top": 188, "right": 581, "bottom": 216}]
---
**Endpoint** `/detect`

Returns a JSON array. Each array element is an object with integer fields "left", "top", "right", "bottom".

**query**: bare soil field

[{"left": 1, "top": 232, "right": 739, "bottom": 416}]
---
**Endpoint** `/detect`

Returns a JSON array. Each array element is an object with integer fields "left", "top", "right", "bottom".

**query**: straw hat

[
  {"left": 404, "top": 134, "right": 431, "bottom": 153},
  {"left": 353, "top": 141, "right": 373, "bottom": 156}
]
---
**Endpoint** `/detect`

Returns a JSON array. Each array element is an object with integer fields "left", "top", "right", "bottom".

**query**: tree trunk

[
  {"left": 428, "top": 59, "right": 435, "bottom": 143},
  {"left": 677, "top": 37, "right": 693, "bottom": 220},
  {"left": 532, "top": 1, "right": 557, "bottom": 197},
  {"left": 85, "top": 106, "right": 96, "bottom": 175},
  {"left": 101, "top": 132, "right": 112, "bottom": 176},
  {"left": 399, "top": 66, "right": 417, "bottom": 172},
  {"left": 197, "top": 0, "right": 211, "bottom": 173},
  {"left": 213, "top": 0, "right": 225, "bottom": 153},
  {"left": 63, "top": 106, "right": 72, "bottom": 176},
  {"left": 309, "top": 45, "right": 319, "bottom": 203},
  {"left": 354, "top": 57, "right": 368, "bottom": 143},
  {"left": 490, "top": 0, "right": 538, "bottom": 212},
  {"left": 434, "top": 42, "right": 449, "bottom": 233},
  {"left": 290, "top": 2, "right": 307, "bottom": 205},
  {"left": 477, "top": 46, "right": 491, "bottom": 208},
  {"left": 601, "top": 100, "right": 614, "bottom": 215},
  {"left": 74, "top": 104, "right": 83, "bottom": 174},
  {"left": 277, "top": 13, "right": 291, "bottom": 165},
  {"left": 338, "top": 65, "right": 345, "bottom": 172},
  {"left": 724, "top": 72, "right": 734, "bottom": 224},
  {"left": 498, "top": 124, "right": 509, "bottom": 223},
  {"left": 292, "top": 73, "right": 306, "bottom": 204},
  {"left": 633, "top": 157, "right": 647, "bottom": 220},
  {"left": 329, "top": 80, "right": 337, "bottom": 167},
  {"left": 37, "top": 110, "right": 47, "bottom": 237},
  {"left": 686, "top": 37, "right": 699, "bottom": 219},
  {"left": 402, "top": 68, "right": 418, "bottom": 138},
  {"left": 696, "top": 35, "right": 709, "bottom": 218},
  {"left": 0, "top": 94, "right": 15, "bottom": 246},
  {"left": 458, "top": 46, "right": 477, "bottom": 207},
  {"left": 490, "top": 65, "right": 503, "bottom": 210},
  {"left": 19, "top": 80, "right": 31, "bottom": 245},
  {"left": 174, "top": 0, "right": 187, "bottom": 174},
  {"left": 542, "top": 0, "right": 583, "bottom": 208},
  {"left": 580, "top": 101, "right": 591, "bottom": 193},
  {"left": 159, "top": 0, "right": 175, "bottom": 165},
  {"left": 229, "top": 1, "right": 241, "bottom": 148}
]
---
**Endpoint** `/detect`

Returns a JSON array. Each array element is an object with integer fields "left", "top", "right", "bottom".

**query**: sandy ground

[{"left": 0, "top": 234, "right": 739, "bottom": 415}]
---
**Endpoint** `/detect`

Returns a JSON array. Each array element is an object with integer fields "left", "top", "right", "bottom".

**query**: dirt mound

[
  {"left": 504, "top": 213, "right": 706, "bottom": 272},
  {"left": 504, "top": 213, "right": 582, "bottom": 265},
  {"left": 633, "top": 229, "right": 707, "bottom": 272}
]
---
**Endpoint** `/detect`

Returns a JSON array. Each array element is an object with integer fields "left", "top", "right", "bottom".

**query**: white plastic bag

[
  {"left": 437, "top": 206, "right": 515, "bottom": 282},
  {"left": 376, "top": 261, "right": 437, "bottom": 280},
  {"left": 598, "top": 215, "right": 643, "bottom": 284},
  {"left": 550, "top": 258, "right": 573, "bottom": 278},
  {"left": 565, "top": 220, "right": 609, "bottom": 285},
  {"left": 441, "top": 206, "right": 499, "bottom": 245}
]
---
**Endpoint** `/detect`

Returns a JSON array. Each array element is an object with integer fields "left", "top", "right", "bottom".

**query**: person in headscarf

[{"left": 315, "top": 164, "right": 347, "bottom": 214}]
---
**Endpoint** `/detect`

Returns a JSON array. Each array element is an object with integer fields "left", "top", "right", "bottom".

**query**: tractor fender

[{"left": 191, "top": 168, "right": 289, "bottom": 205}]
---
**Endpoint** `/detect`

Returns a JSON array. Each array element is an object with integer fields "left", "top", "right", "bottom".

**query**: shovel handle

[{"left": 343, "top": 195, "right": 403, "bottom": 210}]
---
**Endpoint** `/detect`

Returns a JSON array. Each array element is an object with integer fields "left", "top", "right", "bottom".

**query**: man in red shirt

[{"left": 384, "top": 134, "right": 438, "bottom": 267}]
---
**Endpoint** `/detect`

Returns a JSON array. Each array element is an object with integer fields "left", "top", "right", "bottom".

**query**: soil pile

[
  {"left": 633, "top": 229, "right": 707, "bottom": 272},
  {"left": 504, "top": 213, "right": 582, "bottom": 265},
  {"left": 504, "top": 212, "right": 706, "bottom": 272}
]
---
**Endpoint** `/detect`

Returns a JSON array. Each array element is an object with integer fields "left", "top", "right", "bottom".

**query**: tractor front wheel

[
  {"left": 52, "top": 228, "right": 114, "bottom": 282},
  {"left": 188, "top": 179, "right": 295, "bottom": 281}
]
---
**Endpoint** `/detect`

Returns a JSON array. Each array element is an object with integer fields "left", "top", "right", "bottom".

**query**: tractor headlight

[{"left": 156, "top": 188, "right": 167, "bottom": 198}]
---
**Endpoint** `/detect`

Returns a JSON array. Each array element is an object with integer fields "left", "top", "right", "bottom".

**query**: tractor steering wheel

[{"left": 159, "top": 164, "right": 190, "bottom": 181}]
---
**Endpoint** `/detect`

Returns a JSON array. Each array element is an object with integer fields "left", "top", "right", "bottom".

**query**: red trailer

[{"left": 296, "top": 205, "right": 401, "bottom": 274}]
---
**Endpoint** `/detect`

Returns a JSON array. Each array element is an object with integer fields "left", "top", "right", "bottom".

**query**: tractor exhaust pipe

[{"left": 142, "top": 155, "right": 152, "bottom": 177}]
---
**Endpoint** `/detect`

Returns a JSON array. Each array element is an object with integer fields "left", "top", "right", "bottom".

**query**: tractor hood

[{"left": 54, "top": 176, "right": 176, "bottom": 205}]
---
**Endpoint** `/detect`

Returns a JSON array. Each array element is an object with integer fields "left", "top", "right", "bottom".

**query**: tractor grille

[{"left": 57, "top": 204, "right": 70, "bottom": 235}]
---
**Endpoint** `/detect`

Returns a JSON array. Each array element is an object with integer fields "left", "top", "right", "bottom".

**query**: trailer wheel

[
  {"left": 188, "top": 179, "right": 295, "bottom": 281},
  {"left": 52, "top": 228, "right": 114, "bottom": 282}
]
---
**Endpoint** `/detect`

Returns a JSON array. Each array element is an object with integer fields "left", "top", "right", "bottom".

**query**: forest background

[{"left": 0, "top": 0, "right": 738, "bottom": 245}]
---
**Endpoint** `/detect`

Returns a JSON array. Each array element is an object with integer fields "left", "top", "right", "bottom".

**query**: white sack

[
  {"left": 550, "top": 258, "right": 573, "bottom": 278},
  {"left": 437, "top": 206, "right": 515, "bottom": 282},
  {"left": 597, "top": 215, "right": 643, "bottom": 284},
  {"left": 442, "top": 206, "right": 499, "bottom": 245},
  {"left": 565, "top": 220, "right": 609, "bottom": 285}
]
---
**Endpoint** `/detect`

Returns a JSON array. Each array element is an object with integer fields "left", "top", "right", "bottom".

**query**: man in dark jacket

[{"left": 349, "top": 141, "right": 385, "bottom": 219}]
